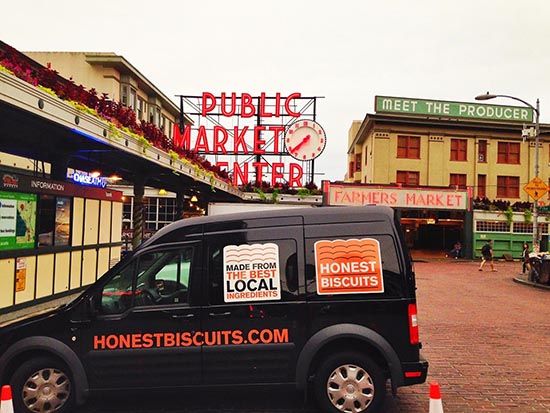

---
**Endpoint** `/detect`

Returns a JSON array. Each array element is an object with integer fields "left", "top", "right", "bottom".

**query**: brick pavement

[{"left": 78, "top": 260, "right": 550, "bottom": 413}]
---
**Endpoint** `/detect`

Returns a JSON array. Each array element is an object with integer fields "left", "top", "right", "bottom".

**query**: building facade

[
  {"left": 25, "top": 51, "right": 184, "bottom": 137},
  {"left": 343, "top": 96, "right": 549, "bottom": 258}
]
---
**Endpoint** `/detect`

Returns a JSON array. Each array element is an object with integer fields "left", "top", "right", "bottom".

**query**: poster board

[{"left": 0, "top": 191, "right": 37, "bottom": 251}]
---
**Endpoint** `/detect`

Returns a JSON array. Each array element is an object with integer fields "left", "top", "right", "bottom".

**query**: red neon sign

[{"left": 173, "top": 92, "right": 309, "bottom": 187}]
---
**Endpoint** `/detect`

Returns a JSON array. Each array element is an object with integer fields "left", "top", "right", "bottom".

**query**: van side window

[
  {"left": 100, "top": 247, "right": 193, "bottom": 314},
  {"left": 305, "top": 234, "right": 404, "bottom": 298},
  {"left": 207, "top": 238, "right": 299, "bottom": 305}
]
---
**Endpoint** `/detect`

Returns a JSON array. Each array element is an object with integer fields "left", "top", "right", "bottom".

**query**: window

[
  {"left": 450, "top": 174, "right": 467, "bottom": 189},
  {"left": 450, "top": 139, "right": 467, "bottom": 161},
  {"left": 348, "top": 161, "right": 355, "bottom": 179},
  {"left": 149, "top": 105, "right": 161, "bottom": 125},
  {"left": 37, "top": 195, "right": 71, "bottom": 247},
  {"left": 476, "top": 221, "right": 510, "bottom": 232},
  {"left": 120, "top": 84, "right": 136, "bottom": 109},
  {"left": 122, "top": 197, "right": 132, "bottom": 222},
  {"left": 100, "top": 248, "right": 193, "bottom": 314},
  {"left": 497, "top": 176, "right": 520, "bottom": 198},
  {"left": 497, "top": 142, "right": 520, "bottom": 164},
  {"left": 207, "top": 238, "right": 298, "bottom": 305},
  {"left": 161, "top": 116, "right": 167, "bottom": 134},
  {"left": 129, "top": 89, "right": 136, "bottom": 111},
  {"left": 478, "top": 174, "right": 486, "bottom": 198},
  {"left": 396, "top": 171, "right": 419, "bottom": 186},
  {"left": 397, "top": 136, "right": 420, "bottom": 159},
  {"left": 478, "top": 140, "right": 487, "bottom": 162},
  {"left": 355, "top": 154, "right": 361, "bottom": 172},
  {"left": 121, "top": 84, "right": 128, "bottom": 106},
  {"left": 137, "top": 98, "right": 145, "bottom": 120}
]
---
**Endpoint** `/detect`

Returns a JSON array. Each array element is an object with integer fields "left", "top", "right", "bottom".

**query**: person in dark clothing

[
  {"left": 449, "top": 241, "right": 462, "bottom": 259},
  {"left": 479, "top": 239, "right": 496, "bottom": 272},
  {"left": 522, "top": 242, "right": 530, "bottom": 274}
]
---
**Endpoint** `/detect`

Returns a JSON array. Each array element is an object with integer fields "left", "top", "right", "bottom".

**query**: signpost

[
  {"left": 523, "top": 177, "right": 549, "bottom": 201},
  {"left": 375, "top": 96, "right": 534, "bottom": 123}
]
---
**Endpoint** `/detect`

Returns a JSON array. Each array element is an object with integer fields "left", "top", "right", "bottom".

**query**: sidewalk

[
  {"left": 0, "top": 293, "right": 81, "bottom": 327},
  {"left": 513, "top": 273, "right": 550, "bottom": 290}
]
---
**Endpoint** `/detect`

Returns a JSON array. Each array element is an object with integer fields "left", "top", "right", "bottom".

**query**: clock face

[{"left": 284, "top": 120, "right": 326, "bottom": 161}]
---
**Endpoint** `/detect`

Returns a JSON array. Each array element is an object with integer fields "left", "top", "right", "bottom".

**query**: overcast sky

[{"left": 2, "top": 0, "right": 549, "bottom": 182}]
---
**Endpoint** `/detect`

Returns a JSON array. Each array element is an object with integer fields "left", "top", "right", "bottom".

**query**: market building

[
  {"left": 0, "top": 41, "right": 241, "bottom": 313},
  {"left": 340, "top": 96, "right": 550, "bottom": 259}
]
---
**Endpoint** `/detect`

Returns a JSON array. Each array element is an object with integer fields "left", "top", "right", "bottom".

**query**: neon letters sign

[{"left": 174, "top": 92, "right": 324, "bottom": 187}]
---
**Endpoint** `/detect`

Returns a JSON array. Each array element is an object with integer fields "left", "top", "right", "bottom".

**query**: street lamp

[{"left": 475, "top": 92, "right": 541, "bottom": 253}]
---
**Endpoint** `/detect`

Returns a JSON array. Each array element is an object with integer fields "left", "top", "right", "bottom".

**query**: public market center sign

[{"left": 375, "top": 96, "right": 534, "bottom": 123}]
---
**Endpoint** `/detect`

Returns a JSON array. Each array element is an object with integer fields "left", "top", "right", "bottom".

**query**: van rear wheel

[
  {"left": 10, "top": 356, "right": 75, "bottom": 413},
  {"left": 314, "top": 352, "right": 385, "bottom": 413}
]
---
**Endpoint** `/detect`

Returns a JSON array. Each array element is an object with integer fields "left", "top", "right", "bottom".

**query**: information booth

[{"left": 0, "top": 172, "right": 123, "bottom": 312}]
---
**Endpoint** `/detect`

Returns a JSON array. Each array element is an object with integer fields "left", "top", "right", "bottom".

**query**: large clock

[{"left": 284, "top": 120, "right": 326, "bottom": 161}]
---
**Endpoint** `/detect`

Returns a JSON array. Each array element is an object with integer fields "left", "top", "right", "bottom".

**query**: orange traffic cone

[
  {"left": 429, "top": 382, "right": 444, "bottom": 413},
  {"left": 0, "top": 385, "right": 14, "bottom": 413}
]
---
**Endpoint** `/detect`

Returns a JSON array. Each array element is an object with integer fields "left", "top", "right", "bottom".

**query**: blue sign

[{"left": 71, "top": 172, "right": 107, "bottom": 188}]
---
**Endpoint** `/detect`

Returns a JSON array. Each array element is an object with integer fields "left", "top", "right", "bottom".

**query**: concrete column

[
  {"left": 132, "top": 176, "right": 145, "bottom": 249},
  {"left": 50, "top": 153, "right": 70, "bottom": 181},
  {"left": 464, "top": 210, "right": 474, "bottom": 259}
]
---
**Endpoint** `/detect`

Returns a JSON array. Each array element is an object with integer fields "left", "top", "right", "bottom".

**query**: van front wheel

[
  {"left": 10, "top": 356, "right": 75, "bottom": 413},
  {"left": 313, "top": 352, "right": 385, "bottom": 413}
]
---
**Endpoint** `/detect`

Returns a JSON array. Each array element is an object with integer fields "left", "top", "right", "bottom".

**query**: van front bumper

[{"left": 401, "top": 356, "right": 429, "bottom": 386}]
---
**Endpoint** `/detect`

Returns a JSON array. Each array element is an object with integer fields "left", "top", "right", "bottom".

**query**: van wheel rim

[
  {"left": 22, "top": 368, "right": 70, "bottom": 413},
  {"left": 326, "top": 364, "right": 374, "bottom": 412}
]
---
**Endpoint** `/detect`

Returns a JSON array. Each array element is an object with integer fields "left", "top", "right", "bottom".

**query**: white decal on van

[
  {"left": 223, "top": 243, "right": 281, "bottom": 302},
  {"left": 314, "top": 238, "right": 384, "bottom": 295}
]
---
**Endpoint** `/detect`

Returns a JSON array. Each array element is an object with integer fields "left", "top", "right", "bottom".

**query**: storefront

[
  {"left": 323, "top": 181, "right": 472, "bottom": 258},
  {"left": 0, "top": 172, "right": 123, "bottom": 312}
]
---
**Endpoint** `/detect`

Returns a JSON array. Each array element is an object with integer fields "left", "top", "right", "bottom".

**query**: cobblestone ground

[{"left": 79, "top": 260, "right": 550, "bottom": 412}]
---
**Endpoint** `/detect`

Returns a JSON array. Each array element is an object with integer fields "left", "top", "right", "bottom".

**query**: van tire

[
  {"left": 313, "top": 351, "right": 385, "bottom": 413},
  {"left": 10, "top": 356, "right": 75, "bottom": 413}
]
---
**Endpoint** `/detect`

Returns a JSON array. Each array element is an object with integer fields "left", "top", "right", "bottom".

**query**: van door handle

[
  {"left": 171, "top": 313, "right": 195, "bottom": 319},
  {"left": 209, "top": 311, "right": 231, "bottom": 318}
]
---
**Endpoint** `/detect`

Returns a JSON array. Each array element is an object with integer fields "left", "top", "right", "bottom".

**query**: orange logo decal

[{"left": 315, "top": 238, "right": 384, "bottom": 295}]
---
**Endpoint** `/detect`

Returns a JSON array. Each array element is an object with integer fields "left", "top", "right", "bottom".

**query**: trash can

[{"left": 529, "top": 255, "right": 542, "bottom": 283}]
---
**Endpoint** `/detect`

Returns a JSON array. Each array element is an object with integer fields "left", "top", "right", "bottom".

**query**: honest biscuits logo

[
  {"left": 223, "top": 243, "right": 281, "bottom": 302},
  {"left": 315, "top": 238, "right": 384, "bottom": 295}
]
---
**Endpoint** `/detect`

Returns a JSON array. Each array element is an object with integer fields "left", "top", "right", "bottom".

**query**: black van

[{"left": 0, "top": 206, "right": 427, "bottom": 413}]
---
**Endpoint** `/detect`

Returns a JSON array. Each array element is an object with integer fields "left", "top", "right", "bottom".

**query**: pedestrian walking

[
  {"left": 478, "top": 239, "right": 496, "bottom": 272},
  {"left": 522, "top": 242, "right": 530, "bottom": 274}
]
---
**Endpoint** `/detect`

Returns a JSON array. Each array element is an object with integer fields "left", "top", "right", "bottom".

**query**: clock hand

[{"left": 289, "top": 135, "right": 311, "bottom": 154}]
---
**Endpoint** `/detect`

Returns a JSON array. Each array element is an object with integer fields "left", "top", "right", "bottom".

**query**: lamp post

[{"left": 475, "top": 93, "right": 541, "bottom": 253}]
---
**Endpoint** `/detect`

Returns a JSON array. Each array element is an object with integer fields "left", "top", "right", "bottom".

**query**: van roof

[{"left": 141, "top": 205, "right": 395, "bottom": 248}]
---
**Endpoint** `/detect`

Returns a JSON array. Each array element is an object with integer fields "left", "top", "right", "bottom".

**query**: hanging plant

[
  {"left": 254, "top": 187, "right": 267, "bottom": 201},
  {"left": 524, "top": 209, "right": 533, "bottom": 224},
  {"left": 504, "top": 207, "right": 514, "bottom": 226},
  {"left": 271, "top": 188, "right": 280, "bottom": 203}
]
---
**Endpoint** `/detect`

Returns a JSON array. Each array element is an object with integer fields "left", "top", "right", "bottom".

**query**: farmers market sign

[{"left": 375, "top": 96, "right": 534, "bottom": 123}]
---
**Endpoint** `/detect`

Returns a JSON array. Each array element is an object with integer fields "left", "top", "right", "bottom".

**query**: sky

[{"left": 2, "top": 0, "right": 550, "bottom": 183}]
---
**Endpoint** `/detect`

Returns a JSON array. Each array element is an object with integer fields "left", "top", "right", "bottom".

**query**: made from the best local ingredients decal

[
  {"left": 315, "top": 238, "right": 384, "bottom": 294},
  {"left": 224, "top": 243, "right": 281, "bottom": 302}
]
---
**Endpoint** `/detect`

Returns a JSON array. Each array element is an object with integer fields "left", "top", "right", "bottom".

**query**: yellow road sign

[{"left": 523, "top": 177, "right": 549, "bottom": 201}]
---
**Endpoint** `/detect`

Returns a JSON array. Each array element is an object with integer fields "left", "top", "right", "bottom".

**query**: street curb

[{"left": 512, "top": 276, "right": 550, "bottom": 290}]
